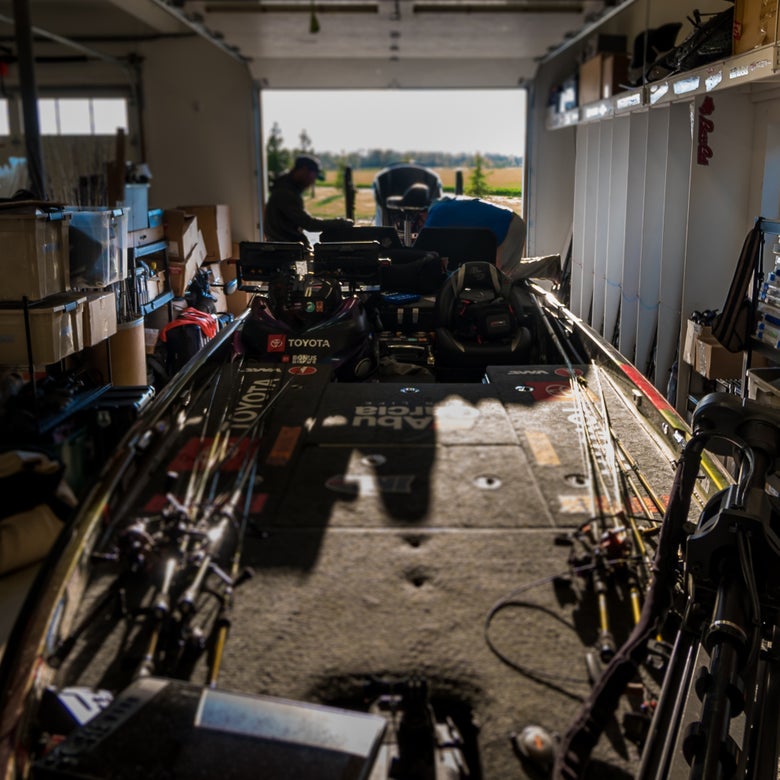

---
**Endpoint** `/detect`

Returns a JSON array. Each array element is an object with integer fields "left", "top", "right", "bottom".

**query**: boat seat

[
  {"left": 434, "top": 261, "right": 531, "bottom": 370},
  {"left": 413, "top": 227, "right": 497, "bottom": 271},
  {"left": 319, "top": 225, "right": 403, "bottom": 251}
]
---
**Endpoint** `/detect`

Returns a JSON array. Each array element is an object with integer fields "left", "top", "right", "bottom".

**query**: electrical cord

[{"left": 483, "top": 558, "right": 651, "bottom": 702}]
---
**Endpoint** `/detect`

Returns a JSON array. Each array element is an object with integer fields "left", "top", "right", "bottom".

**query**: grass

[{"left": 310, "top": 166, "right": 523, "bottom": 222}]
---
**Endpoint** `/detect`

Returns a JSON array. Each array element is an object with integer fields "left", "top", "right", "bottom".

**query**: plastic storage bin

[
  {"left": 68, "top": 207, "right": 129, "bottom": 288},
  {"left": 0, "top": 210, "right": 71, "bottom": 302},
  {"left": 122, "top": 183, "right": 150, "bottom": 232},
  {"left": 0, "top": 293, "right": 86, "bottom": 366}
]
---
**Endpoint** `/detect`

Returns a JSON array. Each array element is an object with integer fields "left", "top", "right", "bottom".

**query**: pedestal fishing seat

[
  {"left": 434, "top": 261, "right": 532, "bottom": 371},
  {"left": 373, "top": 164, "right": 442, "bottom": 246}
]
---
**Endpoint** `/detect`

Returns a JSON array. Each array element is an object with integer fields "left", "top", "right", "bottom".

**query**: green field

[{"left": 310, "top": 166, "right": 523, "bottom": 221}]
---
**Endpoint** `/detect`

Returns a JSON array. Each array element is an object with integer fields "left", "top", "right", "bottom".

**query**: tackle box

[{"left": 0, "top": 210, "right": 71, "bottom": 302}]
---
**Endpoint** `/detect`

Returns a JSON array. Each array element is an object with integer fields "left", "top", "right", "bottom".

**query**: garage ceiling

[{"left": 0, "top": 0, "right": 627, "bottom": 88}]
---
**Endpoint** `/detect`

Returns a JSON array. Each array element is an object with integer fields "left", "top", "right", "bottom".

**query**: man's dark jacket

[{"left": 264, "top": 172, "right": 346, "bottom": 246}]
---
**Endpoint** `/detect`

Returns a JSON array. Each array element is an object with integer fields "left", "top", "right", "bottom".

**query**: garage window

[{"left": 38, "top": 97, "right": 128, "bottom": 135}]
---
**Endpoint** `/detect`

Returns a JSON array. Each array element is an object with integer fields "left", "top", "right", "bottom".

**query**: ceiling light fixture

[
  {"left": 309, "top": 0, "right": 320, "bottom": 32},
  {"left": 203, "top": 1, "right": 379, "bottom": 13},
  {"left": 412, "top": 1, "right": 583, "bottom": 12}
]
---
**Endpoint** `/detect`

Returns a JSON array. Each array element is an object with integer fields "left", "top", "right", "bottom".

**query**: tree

[
  {"left": 466, "top": 153, "right": 489, "bottom": 197},
  {"left": 298, "top": 128, "right": 313, "bottom": 154},
  {"left": 266, "top": 122, "right": 290, "bottom": 180}
]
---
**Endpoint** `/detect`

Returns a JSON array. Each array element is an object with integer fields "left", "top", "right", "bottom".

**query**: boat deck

[{"left": 52, "top": 359, "right": 692, "bottom": 778}]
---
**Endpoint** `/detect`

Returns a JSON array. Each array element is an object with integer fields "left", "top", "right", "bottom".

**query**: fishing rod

[
  {"left": 579, "top": 368, "right": 659, "bottom": 601},
  {"left": 207, "top": 452, "right": 259, "bottom": 687},
  {"left": 568, "top": 374, "right": 623, "bottom": 663},
  {"left": 526, "top": 285, "right": 654, "bottom": 668},
  {"left": 130, "top": 369, "right": 292, "bottom": 680}
]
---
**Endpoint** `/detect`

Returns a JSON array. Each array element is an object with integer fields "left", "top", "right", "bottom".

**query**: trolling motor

[
  {"left": 367, "top": 677, "right": 471, "bottom": 779},
  {"left": 637, "top": 393, "right": 780, "bottom": 780}
]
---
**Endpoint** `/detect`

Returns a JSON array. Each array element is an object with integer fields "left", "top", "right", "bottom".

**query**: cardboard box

[
  {"left": 164, "top": 209, "right": 200, "bottom": 259},
  {"left": 747, "top": 366, "right": 780, "bottom": 407},
  {"left": 0, "top": 211, "right": 71, "bottom": 302},
  {"left": 694, "top": 335, "right": 744, "bottom": 379},
  {"left": 601, "top": 53, "right": 629, "bottom": 99},
  {"left": 583, "top": 32, "right": 627, "bottom": 61},
  {"left": 224, "top": 245, "right": 252, "bottom": 316},
  {"left": 683, "top": 319, "right": 712, "bottom": 366},
  {"left": 168, "top": 243, "right": 207, "bottom": 297},
  {"left": 734, "top": 0, "right": 779, "bottom": 54},
  {"left": 83, "top": 290, "right": 117, "bottom": 347},
  {"left": 130, "top": 224, "right": 165, "bottom": 249},
  {"left": 144, "top": 327, "right": 160, "bottom": 355},
  {"left": 145, "top": 270, "right": 167, "bottom": 302},
  {"left": 177, "top": 205, "right": 232, "bottom": 261},
  {"left": 579, "top": 54, "right": 604, "bottom": 106},
  {"left": 202, "top": 262, "right": 227, "bottom": 312}
]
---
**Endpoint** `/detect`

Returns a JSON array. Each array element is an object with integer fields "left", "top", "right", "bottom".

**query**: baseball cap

[{"left": 295, "top": 154, "right": 321, "bottom": 173}]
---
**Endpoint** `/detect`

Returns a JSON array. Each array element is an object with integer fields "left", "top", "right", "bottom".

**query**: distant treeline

[
  {"left": 317, "top": 149, "right": 522, "bottom": 170},
  {"left": 266, "top": 123, "right": 521, "bottom": 175}
]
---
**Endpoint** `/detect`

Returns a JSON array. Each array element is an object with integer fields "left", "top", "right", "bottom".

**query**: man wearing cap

[{"left": 264, "top": 155, "right": 353, "bottom": 247}]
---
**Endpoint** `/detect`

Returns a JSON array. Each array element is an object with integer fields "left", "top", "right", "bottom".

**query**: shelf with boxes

[
  {"left": 146, "top": 204, "right": 239, "bottom": 378},
  {"left": 746, "top": 218, "right": 780, "bottom": 407},
  {"left": 0, "top": 198, "right": 240, "bottom": 395},
  {"left": 165, "top": 205, "right": 234, "bottom": 306},
  {"left": 128, "top": 208, "right": 174, "bottom": 318},
  {"left": 547, "top": 43, "right": 780, "bottom": 130},
  {"left": 678, "top": 217, "right": 780, "bottom": 416},
  {"left": 0, "top": 204, "right": 127, "bottom": 372},
  {"left": 546, "top": 0, "right": 780, "bottom": 133}
]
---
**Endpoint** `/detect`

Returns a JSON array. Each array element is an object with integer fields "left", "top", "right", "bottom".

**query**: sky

[{"left": 262, "top": 89, "right": 527, "bottom": 158}]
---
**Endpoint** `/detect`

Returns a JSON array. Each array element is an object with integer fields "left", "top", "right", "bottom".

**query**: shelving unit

[
  {"left": 746, "top": 219, "right": 780, "bottom": 403},
  {"left": 130, "top": 239, "right": 174, "bottom": 317},
  {"left": 528, "top": 0, "right": 780, "bottom": 417},
  {"left": 546, "top": 44, "right": 780, "bottom": 132}
]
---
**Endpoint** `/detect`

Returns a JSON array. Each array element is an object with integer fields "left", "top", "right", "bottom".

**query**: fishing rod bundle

[
  {"left": 485, "top": 323, "right": 670, "bottom": 733},
  {"left": 49, "top": 359, "right": 289, "bottom": 689},
  {"left": 553, "top": 393, "right": 780, "bottom": 780},
  {"left": 532, "top": 283, "right": 666, "bottom": 673}
]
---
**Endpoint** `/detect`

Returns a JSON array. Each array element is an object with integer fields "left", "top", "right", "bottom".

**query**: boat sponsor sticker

[
  {"left": 500, "top": 367, "right": 584, "bottom": 401},
  {"left": 322, "top": 399, "right": 483, "bottom": 431},
  {"left": 525, "top": 430, "right": 561, "bottom": 465},
  {"left": 266, "top": 425, "right": 302, "bottom": 467},
  {"left": 232, "top": 374, "right": 284, "bottom": 430},
  {"left": 267, "top": 334, "right": 286, "bottom": 352},
  {"left": 325, "top": 473, "right": 415, "bottom": 495}
]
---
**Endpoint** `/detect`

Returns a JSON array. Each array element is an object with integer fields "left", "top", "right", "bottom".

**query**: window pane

[
  {"left": 58, "top": 98, "right": 91, "bottom": 134},
  {"left": 38, "top": 99, "right": 58, "bottom": 134},
  {"left": 0, "top": 99, "right": 9, "bottom": 135},
  {"left": 92, "top": 98, "right": 128, "bottom": 135}
]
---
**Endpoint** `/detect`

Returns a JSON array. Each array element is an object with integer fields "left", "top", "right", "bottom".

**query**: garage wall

[{"left": 138, "top": 36, "right": 260, "bottom": 243}]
